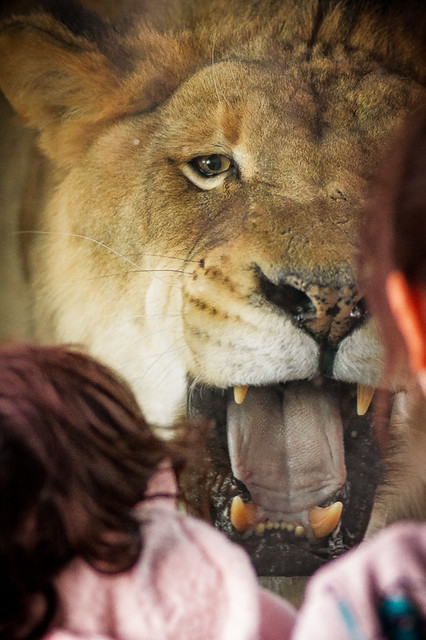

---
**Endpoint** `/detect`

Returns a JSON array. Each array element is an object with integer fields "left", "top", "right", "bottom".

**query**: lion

[{"left": 0, "top": 0, "right": 425, "bottom": 597}]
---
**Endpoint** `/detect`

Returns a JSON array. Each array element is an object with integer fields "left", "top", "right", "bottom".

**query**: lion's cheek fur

[
  {"left": 31, "top": 171, "right": 191, "bottom": 427},
  {"left": 34, "top": 241, "right": 191, "bottom": 426}
]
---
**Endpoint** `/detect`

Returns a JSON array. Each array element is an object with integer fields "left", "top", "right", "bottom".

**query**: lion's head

[{"left": 1, "top": 0, "right": 425, "bottom": 576}]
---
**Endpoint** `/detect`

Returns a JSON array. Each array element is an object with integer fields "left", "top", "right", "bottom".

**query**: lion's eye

[
  {"left": 180, "top": 153, "right": 233, "bottom": 190},
  {"left": 190, "top": 154, "right": 231, "bottom": 177}
]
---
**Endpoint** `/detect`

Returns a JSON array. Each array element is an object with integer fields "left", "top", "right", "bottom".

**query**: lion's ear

[{"left": 0, "top": 13, "right": 128, "bottom": 164}]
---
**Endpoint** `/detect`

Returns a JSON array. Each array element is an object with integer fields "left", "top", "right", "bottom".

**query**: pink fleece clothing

[
  {"left": 293, "top": 521, "right": 426, "bottom": 640},
  {"left": 43, "top": 471, "right": 295, "bottom": 640}
]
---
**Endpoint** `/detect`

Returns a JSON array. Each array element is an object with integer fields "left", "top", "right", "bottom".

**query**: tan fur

[{"left": 0, "top": 0, "right": 425, "bottom": 587}]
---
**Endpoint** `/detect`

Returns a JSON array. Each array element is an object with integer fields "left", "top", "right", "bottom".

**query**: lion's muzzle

[{"left": 258, "top": 270, "right": 367, "bottom": 347}]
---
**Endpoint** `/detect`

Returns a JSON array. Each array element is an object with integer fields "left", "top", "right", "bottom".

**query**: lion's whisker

[
  {"left": 130, "top": 313, "right": 183, "bottom": 320},
  {"left": 121, "top": 250, "right": 200, "bottom": 264},
  {"left": 130, "top": 252, "right": 200, "bottom": 264},
  {"left": 136, "top": 336, "right": 188, "bottom": 381},
  {"left": 83, "top": 269, "right": 192, "bottom": 281},
  {"left": 16, "top": 230, "right": 201, "bottom": 266},
  {"left": 17, "top": 230, "right": 144, "bottom": 271},
  {"left": 186, "top": 375, "right": 202, "bottom": 408}
]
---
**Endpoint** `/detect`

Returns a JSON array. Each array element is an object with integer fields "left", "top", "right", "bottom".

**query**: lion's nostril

[
  {"left": 259, "top": 276, "right": 315, "bottom": 319},
  {"left": 349, "top": 296, "right": 367, "bottom": 320}
]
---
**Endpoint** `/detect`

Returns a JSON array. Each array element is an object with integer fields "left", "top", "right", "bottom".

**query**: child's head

[
  {"left": 0, "top": 343, "right": 183, "bottom": 639},
  {"left": 358, "top": 107, "right": 426, "bottom": 389}
]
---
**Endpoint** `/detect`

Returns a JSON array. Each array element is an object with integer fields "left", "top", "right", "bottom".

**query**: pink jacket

[
  {"left": 43, "top": 467, "right": 295, "bottom": 640},
  {"left": 293, "top": 521, "right": 426, "bottom": 639}
]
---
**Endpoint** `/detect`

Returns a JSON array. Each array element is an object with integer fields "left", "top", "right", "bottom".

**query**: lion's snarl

[{"left": 0, "top": 0, "right": 425, "bottom": 581}]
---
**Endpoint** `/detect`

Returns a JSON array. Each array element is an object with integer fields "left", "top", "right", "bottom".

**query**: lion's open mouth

[{"left": 188, "top": 377, "right": 383, "bottom": 576}]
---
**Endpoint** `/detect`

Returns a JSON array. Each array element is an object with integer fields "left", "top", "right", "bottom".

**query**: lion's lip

[{"left": 188, "top": 377, "right": 384, "bottom": 576}]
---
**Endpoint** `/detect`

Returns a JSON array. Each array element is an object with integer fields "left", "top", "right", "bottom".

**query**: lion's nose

[{"left": 258, "top": 271, "right": 367, "bottom": 345}]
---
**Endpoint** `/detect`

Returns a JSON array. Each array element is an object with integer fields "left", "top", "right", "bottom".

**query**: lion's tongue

[{"left": 227, "top": 381, "right": 346, "bottom": 517}]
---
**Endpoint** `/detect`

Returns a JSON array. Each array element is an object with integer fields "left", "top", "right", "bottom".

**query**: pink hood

[{"left": 45, "top": 466, "right": 295, "bottom": 640}]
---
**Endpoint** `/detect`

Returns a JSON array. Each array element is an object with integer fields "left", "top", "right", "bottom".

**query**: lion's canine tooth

[
  {"left": 234, "top": 385, "right": 248, "bottom": 404},
  {"left": 230, "top": 496, "right": 256, "bottom": 532},
  {"left": 309, "top": 501, "right": 343, "bottom": 538},
  {"left": 357, "top": 384, "right": 375, "bottom": 415},
  {"left": 295, "top": 525, "right": 305, "bottom": 536}
]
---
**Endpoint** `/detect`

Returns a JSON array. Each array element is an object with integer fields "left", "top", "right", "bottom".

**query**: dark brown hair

[
  {"left": 358, "top": 107, "right": 426, "bottom": 376},
  {"left": 0, "top": 343, "right": 196, "bottom": 640}
]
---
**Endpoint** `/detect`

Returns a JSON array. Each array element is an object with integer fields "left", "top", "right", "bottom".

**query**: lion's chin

[{"left": 188, "top": 378, "right": 384, "bottom": 577}]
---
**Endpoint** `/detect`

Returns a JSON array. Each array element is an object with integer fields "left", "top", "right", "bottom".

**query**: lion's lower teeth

[
  {"left": 308, "top": 501, "right": 343, "bottom": 538},
  {"left": 229, "top": 495, "right": 257, "bottom": 532},
  {"left": 254, "top": 521, "right": 307, "bottom": 536},
  {"left": 230, "top": 497, "right": 312, "bottom": 537},
  {"left": 230, "top": 495, "right": 344, "bottom": 540}
]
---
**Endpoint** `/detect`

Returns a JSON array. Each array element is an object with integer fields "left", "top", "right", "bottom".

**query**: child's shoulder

[
  {"left": 56, "top": 507, "right": 261, "bottom": 640},
  {"left": 141, "top": 506, "right": 259, "bottom": 589}
]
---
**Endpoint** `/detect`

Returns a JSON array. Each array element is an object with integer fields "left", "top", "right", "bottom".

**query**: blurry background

[{"left": 0, "top": 90, "right": 37, "bottom": 342}]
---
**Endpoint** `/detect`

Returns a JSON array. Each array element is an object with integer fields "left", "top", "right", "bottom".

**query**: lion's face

[{"left": 1, "top": 2, "right": 424, "bottom": 576}]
